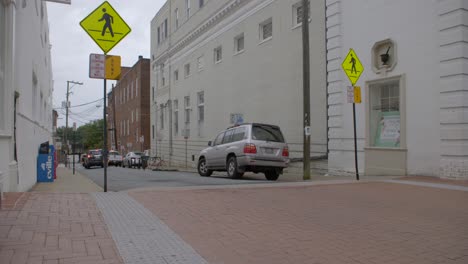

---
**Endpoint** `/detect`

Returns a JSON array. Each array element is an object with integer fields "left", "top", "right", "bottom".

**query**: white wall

[
  {"left": 151, "top": 0, "right": 328, "bottom": 166},
  {"left": 327, "top": 0, "right": 441, "bottom": 176}
]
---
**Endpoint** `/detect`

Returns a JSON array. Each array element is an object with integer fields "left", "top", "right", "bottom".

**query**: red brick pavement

[
  {"left": 130, "top": 182, "right": 468, "bottom": 264},
  {"left": 0, "top": 193, "right": 123, "bottom": 264}
]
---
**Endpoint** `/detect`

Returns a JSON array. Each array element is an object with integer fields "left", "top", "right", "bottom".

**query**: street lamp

[{"left": 64, "top": 80, "right": 83, "bottom": 168}]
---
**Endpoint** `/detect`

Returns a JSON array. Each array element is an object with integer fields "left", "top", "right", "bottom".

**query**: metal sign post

[
  {"left": 80, "top": 1, "right": 130, "bottom": 192},
  {"left": 342, "top": 49, "right": 364, "bottom": 181}
]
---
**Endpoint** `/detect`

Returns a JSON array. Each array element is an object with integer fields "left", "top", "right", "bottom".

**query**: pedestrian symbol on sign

[{"left": 99, "top": 8, "right": 114, "bottom": 37}]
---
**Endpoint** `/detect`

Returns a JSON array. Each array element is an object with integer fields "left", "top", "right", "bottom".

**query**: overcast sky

[{"left": 47, "top": 0, "right": 165, "bottom": 127}]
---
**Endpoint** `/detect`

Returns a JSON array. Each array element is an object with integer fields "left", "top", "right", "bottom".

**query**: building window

[
  {"left": 152, "top": 86, "right": 155, "bottom": 101},
  {"left": 136, "top": 108, "right": 139, "bottom": 122},
  {"left": 131, "top": 82, "right": 134, "bottom": 99},
  {"left": 175, "top": 8, "right": 179, "bottom": 29},
  {"left": 197, "top": 56, "right": 204, "bottom": 71},
  {"left": 122, "top": 121, "right": 124, "bottom": 136},
  {"left": 234, "top": 34, "right": 244, "bottom": 53},
  {"left": 174, "top": 100, "right": 179, "bottom": 135},
  {"left": 164, "top": 18, "right": 168, "bottom": 39},
  {"left": 214, "top": 46, "right": 222, "bottom": 63},
  {"left": 199, "top": 0, "right": 204, "bottom": 8},
  {"left": 368, "top": 76, "right": 404, "bottom": 148},
  {"left": 293, "top": 2, "right": 310, "bottom": 27},
  {"left": 184, "top": 96, "right": 190, "bottom": 124},
  {"left": 186, "top": 0, "right": 191, "bottom": 18},
  {"left": 157, "top": 26, "right": 160, "bottom": 44},
  {"left": 160, "top": 104, "right": 164, "bottom": 129},
  {"left": 132, "top": 110, "right": 134, "bottom": 123},
  {"left": 152, "top": 125, "right": 155, "bottom": 139},
  {"left": 197, "top": 92, "right": 204, "bottom": 122},
  {"left": 184, "top": 63, "right": 191, "bottom": 77},
  {"left": 135, "top": 78, "right": 139, "bottom": 97},
  {"left": 162, "top": 76, "right": 166, "bottom": 86},
  {"left": 260, "top": 18, "right": 273, "bottom": 41},
  {"left": 127, "top": 120, "right": 130, "bottom": 136},
  {"left": 174, "top": 69, "right": 179, "bottom": 81}
]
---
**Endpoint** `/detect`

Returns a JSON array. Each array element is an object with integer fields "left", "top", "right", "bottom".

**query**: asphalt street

[{"left": 77, "top": 164, "right": 275, "bottom": 191}]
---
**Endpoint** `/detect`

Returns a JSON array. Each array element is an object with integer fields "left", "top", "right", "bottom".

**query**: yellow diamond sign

[
  {"left": 80, "top": 1, "right": 131, "bottom": 54},
  {"left": 342, "top": 49, "right": 364, "bottom": 86}
]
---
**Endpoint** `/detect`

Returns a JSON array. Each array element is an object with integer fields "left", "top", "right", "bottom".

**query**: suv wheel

[
  {"left": 265, "top": 170, "right": 280, "bottom": 181},
  {"left": 198, "top": 158, "right": 212, "bottom": 177},
  {"left": 227, "top": 156, "right": 242, "bottom": 179}
]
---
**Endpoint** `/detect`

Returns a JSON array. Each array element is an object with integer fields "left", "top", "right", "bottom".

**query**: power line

[{"left": 53, "top": 98, "right": 103, "bottom": 110}]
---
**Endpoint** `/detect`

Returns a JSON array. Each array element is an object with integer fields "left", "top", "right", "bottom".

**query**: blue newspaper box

[{"left": 37, "top": 144, "right": 55, "bottom": 182}]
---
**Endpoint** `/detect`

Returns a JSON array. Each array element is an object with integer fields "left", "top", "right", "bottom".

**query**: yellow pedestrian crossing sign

[
  {"left": 80, "top": 1, "right": 131, "bottom": 54},
  {"left": 342, "top": 49, "right": 364, "bottom": 85}
]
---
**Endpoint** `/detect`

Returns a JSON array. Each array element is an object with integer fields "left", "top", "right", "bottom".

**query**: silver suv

[{"left": 198, "top": 123, "right": 289, "bottom": 181}]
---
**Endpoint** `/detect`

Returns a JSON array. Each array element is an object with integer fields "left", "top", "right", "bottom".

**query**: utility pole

[
  {"left": 65, "top": 81, "right": 83, "bottom": 168},
  {"left": 302, "top": 0, "right": 311, "bottom": 180}
]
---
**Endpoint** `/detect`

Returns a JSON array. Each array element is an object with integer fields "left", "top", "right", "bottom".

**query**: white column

[{"left": 439, "top": 0, "right": 468, "bottom": 179}]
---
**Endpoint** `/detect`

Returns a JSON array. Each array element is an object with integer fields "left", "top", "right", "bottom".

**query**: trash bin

[
  {"left": 37, "top": 142, "right": 55, "bottom": 182},
  {"left": 141, "top": 155, "right": 149, "bottom": 170}
]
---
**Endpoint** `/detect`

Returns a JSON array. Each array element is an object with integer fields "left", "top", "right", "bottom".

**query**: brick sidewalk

[
  {"left": 0, "top": 193, "right": 123, "bottom": 264},
  {"left": 129, "top": 182, "right": 468, "bottom": 264}
]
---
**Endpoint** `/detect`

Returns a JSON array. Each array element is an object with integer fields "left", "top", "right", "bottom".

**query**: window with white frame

[
  {"left": 293, "top": 2, "right": 310, "bottom": 27},
  {"left": 127, "top": 120, "right": 130, "bottom": 136},
  {"left": 260, "top": 18, "right": 273, "bottom": 41},
  {"left": 174, "top": 99, "right": 179, "bottom": 135},
  {"left": 234, "top": 34, "right": 244, "bottom": 53},
  {"left": 197, "top": 92, "right": 204, "bottom": 122},
  {"left": 136, "top": 108, "right": 139, "bottom": 122},
  {"left": 175, "top": 8, "right": 179, "bottom": 29},
  {"left": 160, "top": 104, "right": 164, "bottom": 129},
  {"left": 186, "top": 0, "right": 191, "bottom": 18},
  {"left": 368, "top": 77, "right": 403, "bottom": 148},
  {"left": 214, "top": 46, "right": 222, "bottom": 63},
  {"left": 197, "top": 56, "right": 204, "bottom": 71},
  {"left": 184, "top": 96, "right": 190, "bottom": 124},
  {"left": 131, "top": 110, "right": 134, "bottom": 123},
  {"left": 184, "top": 63, "right": 191, "bottom": 77}
]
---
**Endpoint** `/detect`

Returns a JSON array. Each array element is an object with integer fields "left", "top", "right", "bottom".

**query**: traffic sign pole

[
  {"left": 342, "top": 49, "right": 364, "bottom": 181},
  {"left": 353, "top": 103, "right": 359, "bottom": 181},
  {"left": 103, "top": 76, "right": 108, "bottom": 192}
]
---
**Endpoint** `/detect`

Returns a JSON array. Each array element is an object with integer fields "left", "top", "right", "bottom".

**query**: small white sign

[
  {"left": 89, "top": 54, "right": 105, "bottom": 79},
  {"left": 347, "top": 86, "right": 354, "bottom": 103},
  {"left": 140, "top": 136, "right": 144, "bottom": 143},
  {"left": 304, "top": 126, "right": 311, "bottom": 136}
]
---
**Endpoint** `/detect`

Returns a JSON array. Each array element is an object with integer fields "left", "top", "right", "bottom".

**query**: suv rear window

[
  {"left": 90, "top": 150, "right": 102, "bottom": 155},
  {"left": 252, "top": 124, "right": 285, "bottom": 143}
]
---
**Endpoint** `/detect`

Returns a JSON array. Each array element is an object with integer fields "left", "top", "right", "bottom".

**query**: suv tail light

[
  {"left": 282, "top": 146, "right": 289, "bottom": 157},
  {"left": 243, "top": 143, "right": 257, "bottom": 154},
  {"left": 87, "top": 154, "right": 92, "bottom": 158}
]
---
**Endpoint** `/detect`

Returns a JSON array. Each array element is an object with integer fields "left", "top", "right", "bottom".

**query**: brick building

[{"left": 107, "top": 56, "right": 151, "bottom": 154}]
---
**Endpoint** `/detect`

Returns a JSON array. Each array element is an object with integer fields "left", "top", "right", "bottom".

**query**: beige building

[{"left": 150, "top": 0, "right": 328, "bottom": 167}]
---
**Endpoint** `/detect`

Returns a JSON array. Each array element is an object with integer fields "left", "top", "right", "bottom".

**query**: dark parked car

[{"left": 83, "top": 149, "right": 104, "bottom": 169}]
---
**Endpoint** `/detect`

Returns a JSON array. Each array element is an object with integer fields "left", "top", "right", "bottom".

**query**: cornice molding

[{"left": 154, "top": 0, "right": 250, "bottom": 65}]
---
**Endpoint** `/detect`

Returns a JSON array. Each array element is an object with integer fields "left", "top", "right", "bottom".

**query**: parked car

[
  {"left": 83, "top": 149, "right": 104, "bottom": 169},
  {"left": 108, "top": 150, "right": 123, "bottom": 166},
  {"left": 122, "top": 151, "right": 143, "bottom": 168},
  {"left": 198, "top": 123, "right": 289, "bottom": 181}
]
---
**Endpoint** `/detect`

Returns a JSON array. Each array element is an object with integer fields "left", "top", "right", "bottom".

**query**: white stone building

[
  {"left": 0, "top": 0, "right": 54, "bottom": 194},
  {"left": 326, "top": 0, "right": 468, "bottom": 179},
  {"left": 150, "top": 0, "right": 328, "bottom": 167}
]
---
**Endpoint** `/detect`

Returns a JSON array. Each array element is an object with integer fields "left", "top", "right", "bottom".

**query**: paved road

[{"left": 77, "top": 164, "right": 276, "bottom": 191}]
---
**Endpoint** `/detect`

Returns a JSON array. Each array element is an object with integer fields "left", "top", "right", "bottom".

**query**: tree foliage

[{"left": 56, "top": 119, "right": 104, "bottom": 152}]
